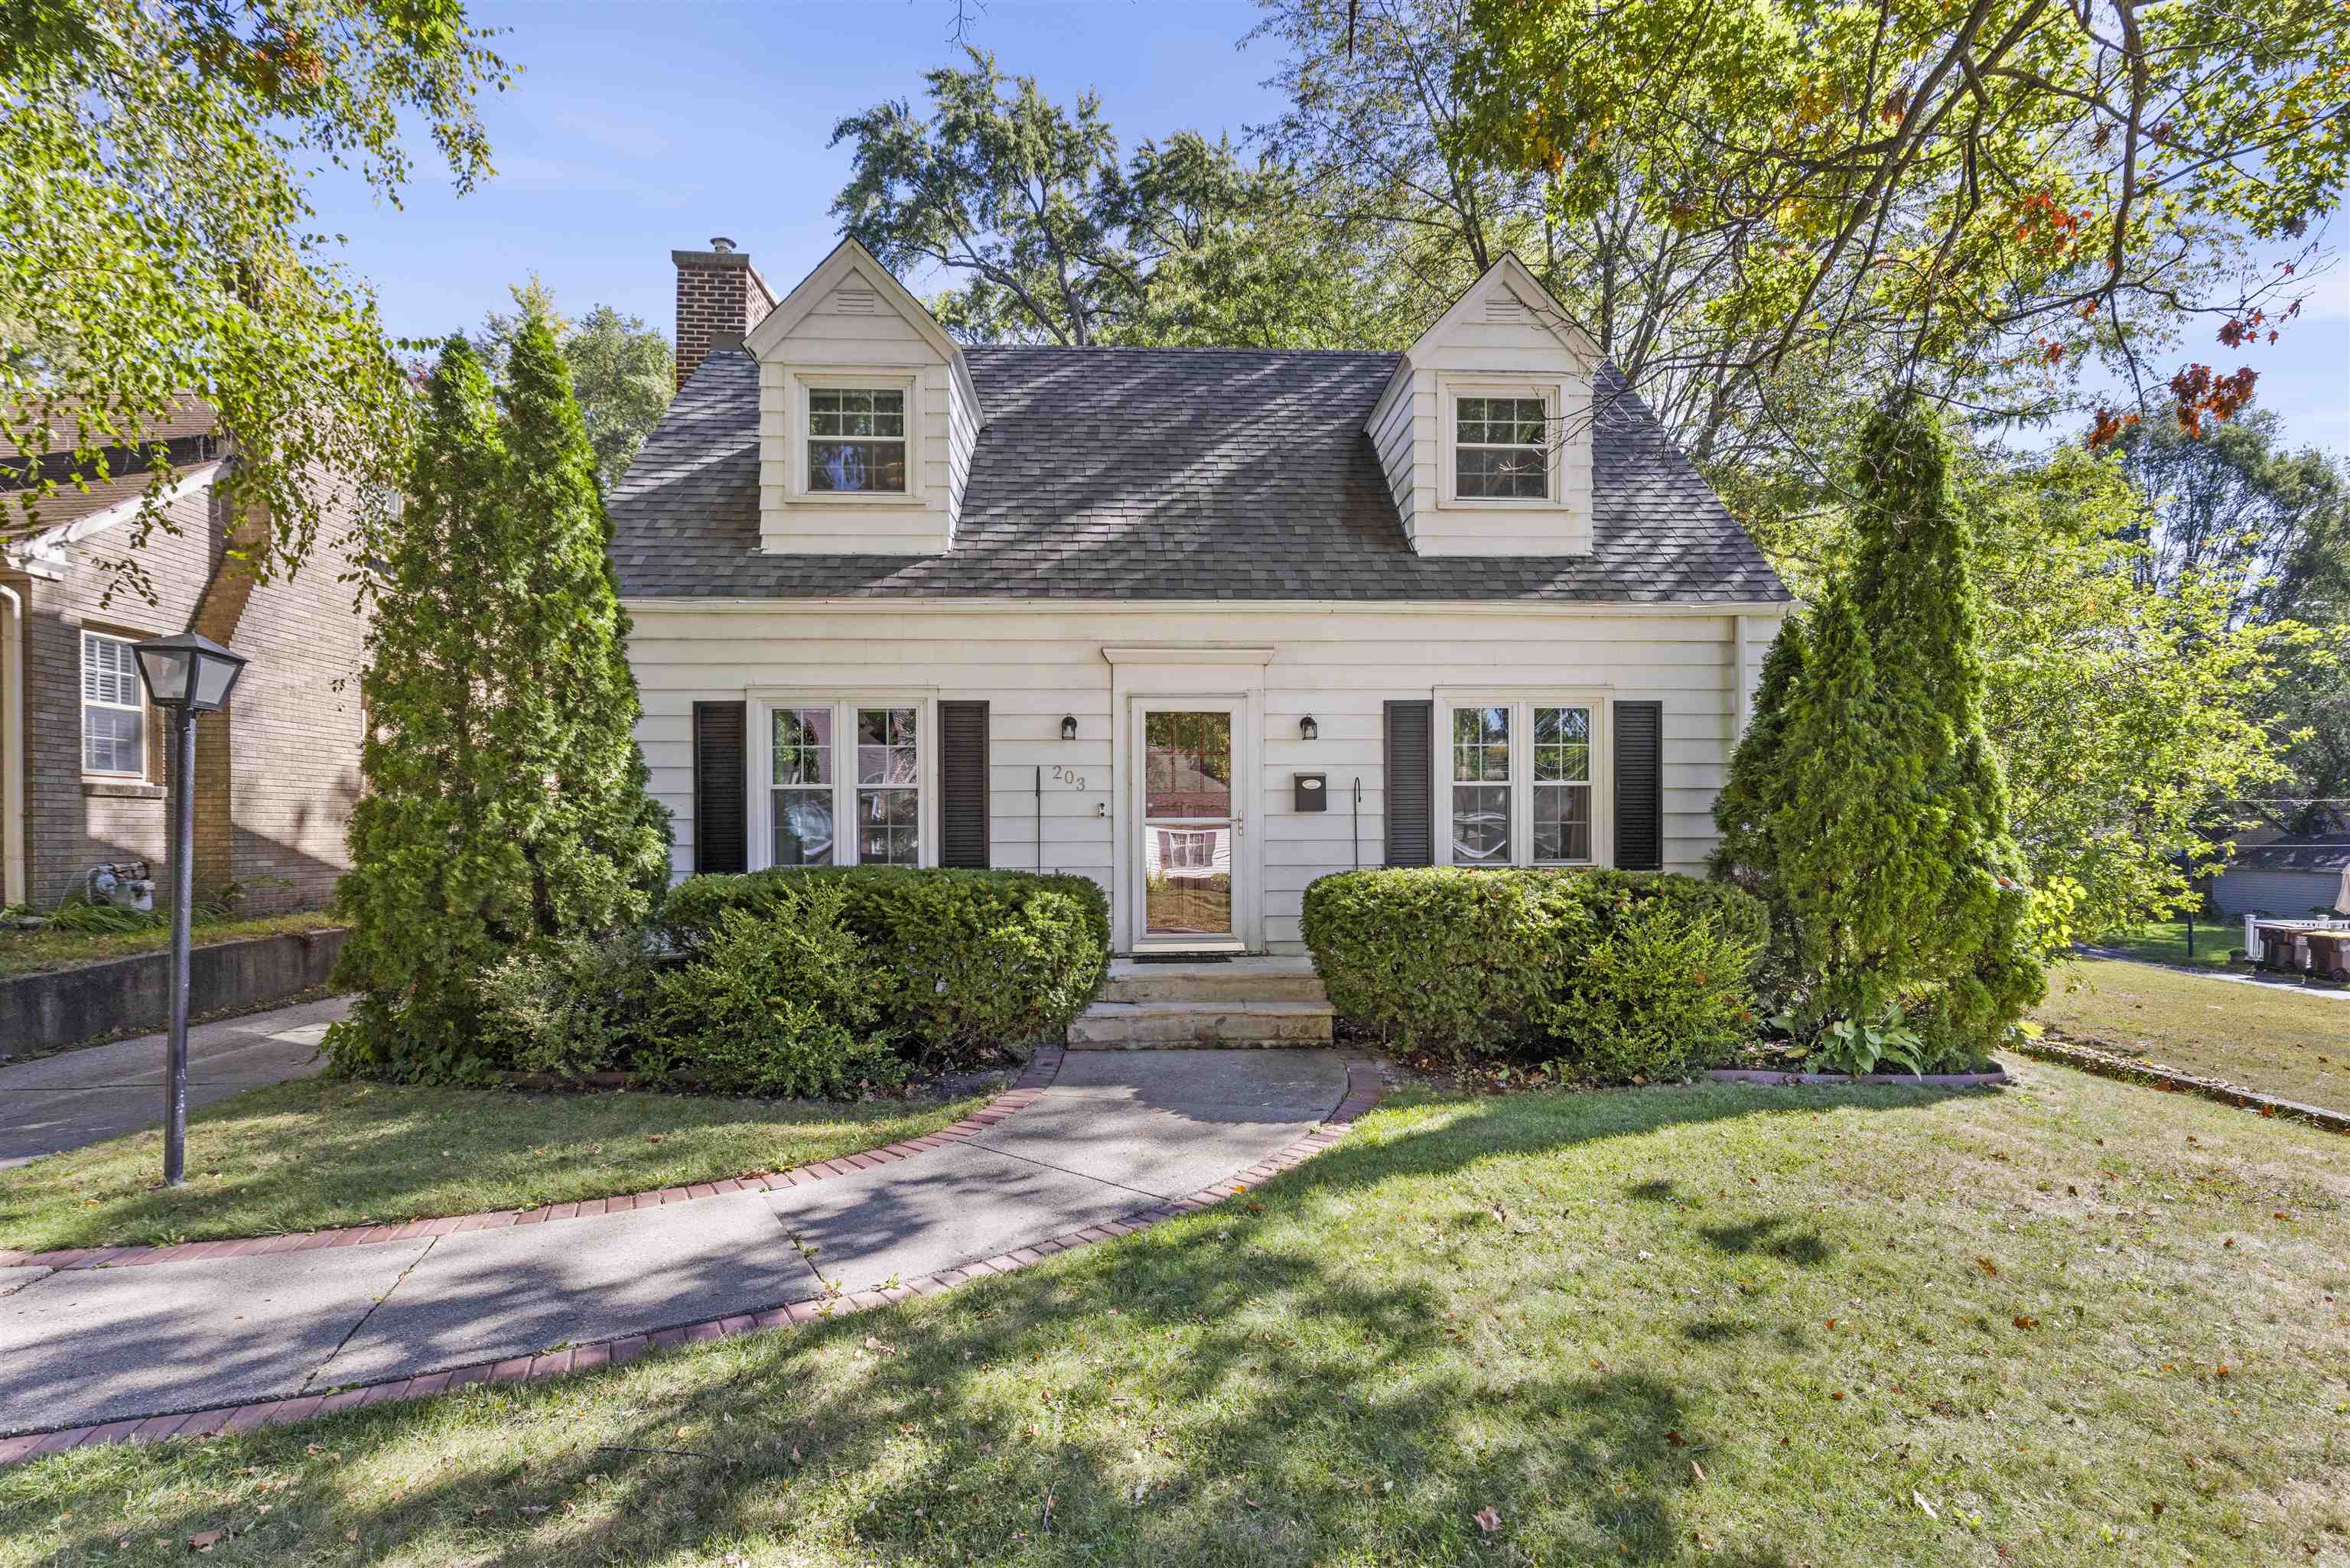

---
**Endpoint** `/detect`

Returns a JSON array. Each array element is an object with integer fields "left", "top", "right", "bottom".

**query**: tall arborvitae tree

[
  {"left": 1841, "top": 396, "right": 2042, "bottom": 1049},
  {"left": 1714, "top": 395, "right": 2042, "bottom": 1062},
  {"left": 330, "top": 322, "right": 669, "bottom": 1075},
  {"left": 1709, "top": 613, "right": 1806, "bottom": 1000}
]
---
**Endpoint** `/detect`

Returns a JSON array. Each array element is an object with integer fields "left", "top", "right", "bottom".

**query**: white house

[{"left": 610, "top": 237, "right": 1790, "bottom": 958}]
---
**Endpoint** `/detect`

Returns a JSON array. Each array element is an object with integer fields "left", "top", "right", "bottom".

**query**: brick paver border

[
  {"left": 0, "top": 1056, "right": 1388, "bottom": 1464},
  {"left": 0, "top": 1049, "right": 1071, "bottom": 1274}
]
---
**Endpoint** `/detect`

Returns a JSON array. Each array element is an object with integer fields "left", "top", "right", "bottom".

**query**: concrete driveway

[{"left": 0, "top": 995, "right": 346, "bottom": 1169}]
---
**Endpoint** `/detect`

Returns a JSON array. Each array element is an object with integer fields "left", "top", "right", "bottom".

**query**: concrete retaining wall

[{"left": 1, "top": 928, "right": 347, "bottom": 1053}]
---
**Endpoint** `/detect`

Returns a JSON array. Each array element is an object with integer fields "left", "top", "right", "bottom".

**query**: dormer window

[
  {"left": 808, "top": 388, "right": 906, "bottom": 493},
  {"left": 1453, "top": 395, "right": 1549, "bottom": 499}
]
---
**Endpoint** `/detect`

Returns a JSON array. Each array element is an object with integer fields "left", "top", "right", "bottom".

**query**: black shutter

[
  {"left": 1613, "top": 700, "right": 1663, "bottom": 871},
  {"left": 692, "top": 701, "right": 748, "bottom": 874},
  {"left": 938, "top": 700, "right": 991, "bottom": 868},
  {"left": 1383, "top": 699, "right": 1434, "bottom": 867}
]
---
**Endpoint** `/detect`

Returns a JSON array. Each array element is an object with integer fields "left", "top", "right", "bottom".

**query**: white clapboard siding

[{"left": 630, "top": 600, "right": 1782, "bottom": 952}]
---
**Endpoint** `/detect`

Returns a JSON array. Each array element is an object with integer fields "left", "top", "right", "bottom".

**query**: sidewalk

[
  {"left": 0, "top": 995, "right": 347, "bottom": 1168},
  {"left": 0, "top": 1049, "right": 1370, "bottom": 1439}
]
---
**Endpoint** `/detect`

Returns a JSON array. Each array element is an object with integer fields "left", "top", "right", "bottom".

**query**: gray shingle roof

[{"left": 607, "top": 345, "right": 1788, "bottom": 603}]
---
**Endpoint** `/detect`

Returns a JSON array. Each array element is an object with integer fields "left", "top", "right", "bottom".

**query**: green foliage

[
  {"left": 1300, "top": 867, "right": 1766, "bottom": 1078},
  {"left": 2, "top": 0, "right": 509, "bottom": 598},
  {"left": 659, "top": 867, "right": 1110, "bottom": 1069},
  {"left": 1530, "top": 895, "right": 1764, "bottom": 1082},
  {"left": 653, "top": 886, "right": 906, "bottom": 1101},
  {"left": 1455, "top": 0, "right": 2348, "bottom": 428},
  {"left": 470, "top": 930, "right": 662, "bottom": 1080},
  {"left": 327, "top": 318, "right": 671, "bottom": 1080},
  {"left": 831, "top": 47, "right": 1387, "bottom": 348},
  {"left": 476, "top": 278, "right": 675, "bottom": 492},
  {"left": 1733, "top": 417, "right": 2302, "bottom": 942},
  {"left": 1717, "top": 396, "right": 2042, "bottom": 1067},
  {"left": 1791, "top": 1005, "right": 1932, "bottom": 1078},
  {"left": 38, "top": 898, "right": 161, "bottom": 935}
]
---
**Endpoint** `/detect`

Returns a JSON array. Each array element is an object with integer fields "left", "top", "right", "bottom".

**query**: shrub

[
  {"left": 659, "top": 867, "right": 1109, "bottom": 1068},
  {"left": 653, "top": 880, "right": 906, "bottom": 1098},
  {"left": 1302, "top": 867, "right": 1767, "bottom": 1078},
  {"left": 1531, "top": 893, "right": 1762, "bottom": 1081},
  {"left": 470, "top": 930, "right": 662, "bottom": 1079}
]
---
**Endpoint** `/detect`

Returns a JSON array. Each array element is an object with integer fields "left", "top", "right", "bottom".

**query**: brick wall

[
  {"left": 14, "top": 480, "right": 367, "bottom": 916},
  {"left": 673, "top": 240, "right": 777, "bottom": 389},
  {"left": 20, "top": 485, "right": 216, "bottom": 909}
]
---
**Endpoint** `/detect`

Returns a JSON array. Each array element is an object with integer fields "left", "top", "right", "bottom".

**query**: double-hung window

[
  {"left": 1453, "top": 394, "right": 1550, "bottom": 499},
  {"left": 81, "top": 631, "right": 145, "bottom": 777},
  {"left": 806, "top": 388, "right": 906, "bottom": 493},
  {"left": 1441, "top": 698, "right": 1600, "bottom": 867},
  {"left": 767, "top": 701, "right": 923, "bottom": 867}
]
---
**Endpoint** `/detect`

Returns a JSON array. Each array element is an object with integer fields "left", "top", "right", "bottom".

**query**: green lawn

[
  {"left": 0, "top": 1076, "right": 994, "bottom": 1253},
  {"left": 2092, "top": 919, "right": 2238, "bottom": 969},
  {"left": 0, "top": 911, "right": 341, "bottom": 979},
  {"left": 2036, "top": 956, "right": 2350, "bottom": 1113},
  {"left": 8, "top": 1059, "right": 2345, "bottom": 1567}
]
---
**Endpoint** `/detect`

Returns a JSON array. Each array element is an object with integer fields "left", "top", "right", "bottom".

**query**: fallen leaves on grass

[{"left": 1474, "top": 1505, "right": 1502, "bottom": 1535}]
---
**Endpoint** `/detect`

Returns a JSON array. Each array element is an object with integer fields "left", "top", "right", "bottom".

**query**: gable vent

[
  {"left": 1483, "top": 293, "right": 1531, "bottom": 324},
  {"left": 831, "top": 288, "right": 879, "bottom": 315}
]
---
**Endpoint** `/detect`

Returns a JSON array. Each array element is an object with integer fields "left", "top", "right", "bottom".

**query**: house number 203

[{"left": 1050, "top": 764, "right": 1088, "bottom": 790}]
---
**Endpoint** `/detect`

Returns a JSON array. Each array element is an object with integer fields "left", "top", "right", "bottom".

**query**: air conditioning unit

[{"left": 87, "top": 860, "right": 155, "bottom": 914}]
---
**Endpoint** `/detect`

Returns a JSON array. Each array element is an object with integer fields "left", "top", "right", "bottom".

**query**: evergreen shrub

[
  {"left": 660, "top": 867, "right": 1111, "bottom": 1069},
  {"left": 1300, "top": 867, "right": 1766, "bottom": 1077}
]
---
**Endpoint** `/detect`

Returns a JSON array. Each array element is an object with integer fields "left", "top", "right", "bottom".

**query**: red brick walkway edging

[
  {"left": 0, "top": 1049, "right": 1070, "bottom": 1275},
  {"left": 0, "top": 1056, "right": 1388, "bottom": 1465}
]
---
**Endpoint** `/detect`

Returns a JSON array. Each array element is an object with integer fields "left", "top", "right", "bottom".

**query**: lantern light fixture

[
  {"left": 1299, "top": 714, "right": 1319, "bottom": 741},
  {"left": 133, "top": 631, "right": 247, "bottom": 714},
  {"left": 1060, "top": 714, "right": 1078, "bottom": 742}
]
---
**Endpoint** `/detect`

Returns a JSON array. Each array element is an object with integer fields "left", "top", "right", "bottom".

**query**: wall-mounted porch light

[
  {"left": 1060, "top": 714, "right": 1079, "bottom": 742},
  {"left": 1299, "top": 714, "right": 1319, "bottom": 741}
]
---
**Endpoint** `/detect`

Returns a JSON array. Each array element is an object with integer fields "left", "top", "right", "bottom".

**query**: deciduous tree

[{"left": 1, "top": 0, "right": 509, "bottom": 597}]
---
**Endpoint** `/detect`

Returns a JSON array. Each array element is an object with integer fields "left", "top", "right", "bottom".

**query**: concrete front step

[
  {"left": 1100, "top": 956, "right": 1328, "bottom": 1005},
  {"left": 1069, "top": 999, "right": 1336, "bottom": 1049}
]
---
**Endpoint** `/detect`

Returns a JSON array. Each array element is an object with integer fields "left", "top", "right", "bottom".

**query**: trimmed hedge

[
  {"left": 659, "top": 867, "right": 1111, "bottom": 1069},
  {"left": 1302, "top": 867, "right": 1767, "bottom": 1078}
]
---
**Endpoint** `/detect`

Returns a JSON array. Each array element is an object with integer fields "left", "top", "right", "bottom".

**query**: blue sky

[{"left": 309, "top": 0, "right": 2348, "bottom": 457}]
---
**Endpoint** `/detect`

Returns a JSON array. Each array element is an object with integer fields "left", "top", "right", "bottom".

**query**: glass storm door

[{"left": 1138, "top": 704, "right": 1241, "bottom": 945}]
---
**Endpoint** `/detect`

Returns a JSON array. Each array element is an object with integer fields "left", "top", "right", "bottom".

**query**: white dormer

[
  {"left": 745, "top": 239, "right": 982, "bottom": 555},
  {"left": 1365, "top": 255, "right": 1599, "bottom": 556}
]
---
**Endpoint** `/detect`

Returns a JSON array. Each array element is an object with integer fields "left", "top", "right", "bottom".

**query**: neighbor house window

[
  {"left": 81, "top": 631, "right": 144, "bottom": 776},
  {"left": 1453, "top": 395, "right": 1548, "bottom": 499},
  {"left": 767, "top": 700, "right": 923, "bottom": 868},
  {"left": 807, "top": 388, "right": 906, "bottom": 493},
  {"left": 1443, "top": 699, "right": 1600, "bottom": 867}
]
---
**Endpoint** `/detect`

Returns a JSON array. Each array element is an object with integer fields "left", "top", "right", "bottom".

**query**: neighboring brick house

[{"left": 0, "top": 404, "right": 367, "bottom": 915}]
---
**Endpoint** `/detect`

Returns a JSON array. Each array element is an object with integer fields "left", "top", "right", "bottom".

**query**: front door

[{"left": 1133, "top": 701, "right": 1248, "bottom": 952}]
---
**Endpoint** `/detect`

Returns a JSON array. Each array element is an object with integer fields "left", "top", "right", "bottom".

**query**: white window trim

[
  {"left": 746, "top": 691, "right": 939, "bottom": 870},
  {"left": 1436, "top": 374, "right": 1567, "bottom": 510},
  {"left": 1434, "top": 691, "right": 1610, "bottom": 868},
  {"left": 786, "top": 369, "right": 923, "bottom": 507},
  {"left": 80, "top": 629, "right": 148, "bottom": 780}
]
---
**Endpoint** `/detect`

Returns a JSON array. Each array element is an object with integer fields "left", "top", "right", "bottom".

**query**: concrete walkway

[
  {"left": 0, "top": 1048, "right": 1357, "bottom": 1436},
  {"left": 0, "top": 995, "right": 346, "bottom": 1168},
  {"left": 2073, "top": 947, "right": 2350, "bottom": 1000}
]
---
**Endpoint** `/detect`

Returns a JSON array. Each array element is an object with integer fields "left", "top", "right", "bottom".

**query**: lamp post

[{"left": 132, "top": 632, "right": 248, "bottom": 1187}]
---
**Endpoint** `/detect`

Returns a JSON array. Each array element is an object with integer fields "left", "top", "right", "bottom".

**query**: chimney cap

[{"left": 709, "top": 236, "right": 737, "bottom": 253}]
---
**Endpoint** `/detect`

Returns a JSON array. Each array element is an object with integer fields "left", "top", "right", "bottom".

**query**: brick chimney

[{"left": 672, "top": 236, "right": 777, "bottom": 388}]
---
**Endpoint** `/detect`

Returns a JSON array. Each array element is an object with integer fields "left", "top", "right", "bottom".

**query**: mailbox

[{"left": 1293, "top": 772, "right": 1327, "bottom": 812}]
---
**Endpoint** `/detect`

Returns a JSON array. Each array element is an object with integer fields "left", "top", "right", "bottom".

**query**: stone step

[
  {"left": 1067, "top": 999, "right": 1336, "bottom": 1049},
  {"left": 1100, "top": 957, "right": 1327, "bottom": 1005}
]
